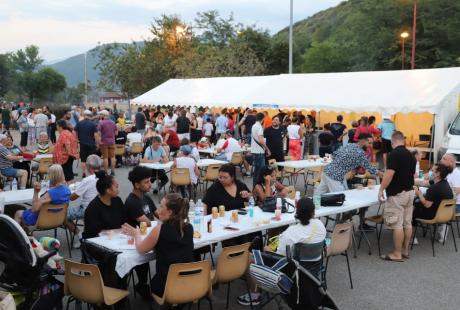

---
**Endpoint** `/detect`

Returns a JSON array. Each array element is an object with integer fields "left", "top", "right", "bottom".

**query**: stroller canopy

[{"left": 0, "top": 214, "right": 36, "bottom": 267}]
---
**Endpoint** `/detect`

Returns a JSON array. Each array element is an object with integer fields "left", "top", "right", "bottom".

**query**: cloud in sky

[{"left": 0, "top": 0, "right": 344, "bottom": 60}]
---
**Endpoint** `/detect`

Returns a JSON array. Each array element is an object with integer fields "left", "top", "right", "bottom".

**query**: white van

[{"left": 440, "top": 112, "right": 460, "bottom": 164}]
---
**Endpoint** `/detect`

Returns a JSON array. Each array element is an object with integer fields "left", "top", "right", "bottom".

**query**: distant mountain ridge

[{"left": 46, "top": 42, "right": 141, "bottom": 87}]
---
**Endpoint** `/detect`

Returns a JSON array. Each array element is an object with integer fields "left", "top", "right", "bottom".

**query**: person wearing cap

[
  {"left": 377, "top": 114, "right": 396, "bottom": 168},
  {"left": 96, "top": 110, "right": 118, "bottom": 176},
  {"left": 180, "top": 138, "right": 200, "bottom": 162},
  {"left": 172, "top": 144, "right": 199, "bottom": 198},
  {"left": 0, "top": 134, "right": 28, "bottom": 189},
  {"left": 215, "top": 130, "right": 241, "bottom": 161},
  {"left": 74, "top": 110, "right": 98, "bottom": 177}
]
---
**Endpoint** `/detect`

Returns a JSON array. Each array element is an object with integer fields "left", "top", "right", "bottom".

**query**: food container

[
  {"left": 139, "top": 222, "right": 147, "bottom": 235},
  {"left": 219, "top": 205, "right": 226, "bottom": 217},
  {"left": 212, "top": 207, "right": 219, "bottom": 219},
  {"left": 231, "top": 210, "right": 238, "bottom": 223}
]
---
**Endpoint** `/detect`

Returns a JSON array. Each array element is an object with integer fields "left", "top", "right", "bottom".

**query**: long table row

[{"left": 88, "top": 186, "right": 381, "bottom": 277}]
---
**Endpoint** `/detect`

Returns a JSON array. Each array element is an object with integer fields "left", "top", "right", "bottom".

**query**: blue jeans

[{"left": 252, "top": 153, "right": 266, "bottom": 187}]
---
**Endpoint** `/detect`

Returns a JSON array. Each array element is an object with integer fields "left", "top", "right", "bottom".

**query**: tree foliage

[
  {"left": 97, "top": 12, "right": 270, "bottom": 97},
  {"left": 274, "top": 0, "right": 460, "bottom": 72},
  {"left": 1, "top": 45, "right": 67, "bottom": 103}
]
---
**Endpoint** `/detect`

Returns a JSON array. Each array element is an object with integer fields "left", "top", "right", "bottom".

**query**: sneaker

[
  {"left": 110, "top": 171, "right": 115, "bottom": 176},
  {"left": 436, "top": 225, "right": 448, "bottom": 243},
  {"left": 73, "top": 232, "right": 82, "bottom": 249},
  {"left": 237, "top": 293, "right": 260, "bottom": 306},
  {"left": 244, "top": 172, "right": 251, "bottom": 177},
  {"left": 412, "top": 237, "right": 419, "bottom": 245}
]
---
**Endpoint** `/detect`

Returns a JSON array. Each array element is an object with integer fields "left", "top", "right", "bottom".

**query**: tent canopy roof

[{"left": 131, "top": 67, "right": 460, "bottom": 115}]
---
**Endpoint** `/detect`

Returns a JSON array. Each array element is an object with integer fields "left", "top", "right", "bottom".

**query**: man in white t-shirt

[
  {"left": 126, "top": 126, "right": 143, "bottom": 149},
  {"left": 251, "top": 112, "right": 270, "bottom": 187},
  {"left": 164, "top": 111, "right": 178, "bottom": 130},
  {"left": 67, "top": 154, "right": 102, "bottom": 248},
  {"left": 215, "top": 130, "right": 242, "bottom": 161}
]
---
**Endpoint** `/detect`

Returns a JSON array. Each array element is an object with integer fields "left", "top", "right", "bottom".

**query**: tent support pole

[{"left": 429, "top": 114, "right": 435, "bottom": 166}]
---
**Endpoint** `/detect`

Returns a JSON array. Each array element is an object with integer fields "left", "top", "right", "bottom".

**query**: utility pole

[
  {"left": 411, "top": 0, "right": 417, "bottom": 69},
  {"left": 289, "top": 0, "right": 293, "bottom": 74},
  {"left": 84, "top": 51, "right": 88, "bottom": 106}
]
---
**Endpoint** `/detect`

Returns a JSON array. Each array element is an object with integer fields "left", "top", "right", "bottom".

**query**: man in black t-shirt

[
  {"left": 175, "top": 109, "right": 191, "bottom": 141},
  {"left": 125, "top": 165, "right": 157, "bottom": 299},
  {"left": 378, "top": 131, "right": 416, "bottom": 262},
  {"left": 126, "top": 166, "right": 157, "bottom": 228},
  {"left": 329, "top": 115, "right": 347, "bottom": 151},
  {"left": 318, "top": 123, "right": 335, "bottom": 157},
  {"left": 135, "top": 107, "right": 146, "bottom": 135},
  {"left": 264, "top": 116, "right": 285, "bottom": 166},
  {"left": 238, "top": 109, "right": 256, "bottom": 144}
]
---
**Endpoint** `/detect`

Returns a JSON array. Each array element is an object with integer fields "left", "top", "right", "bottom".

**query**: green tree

[
  {"left": 11, "top": 45, "right": 43, "bottom": 72},
  {"left": 0, "top": 54, "right": 16, "bottom": 97},
  {"left": 301, "top": 42, "right": 350, "bottom": 73},
  {"left": 19, "top": 67, "right": 66, "bottom": 102},
  {"left": 194, "top": 11, "right": 240, "bottom": 47}
]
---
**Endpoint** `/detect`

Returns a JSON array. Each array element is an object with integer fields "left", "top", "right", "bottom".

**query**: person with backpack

[{"left": 54, "top": 120, "right": 80, "bottom": 183}]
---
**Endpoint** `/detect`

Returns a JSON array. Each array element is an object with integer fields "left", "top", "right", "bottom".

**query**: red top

[
  {"left": 227, "top": 119, "right": 235, "bottom": 132},
  {"left": 353, "top": 125, "right": 380, "bottom": 142},
  {"left": 166, "top": 130, "right": 180, "bottom": 148},
  {"left": 54, "top": 130, "right": 79, "bottom": 164}
]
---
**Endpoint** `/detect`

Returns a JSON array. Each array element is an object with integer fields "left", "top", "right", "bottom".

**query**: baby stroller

[
  {"left": 0, "top": 214, "right": 63, "bottom": 310},
  {"left": 250, "top": 243, "right": 339, "bottom": 310}
]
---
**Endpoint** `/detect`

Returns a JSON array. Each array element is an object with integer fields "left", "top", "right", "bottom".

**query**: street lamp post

[
  {"left": 288, "top": 0, "right": 293, "bottom": 74},
  {"left": 400, "top": 32, "right": 409, "bottom": 70},
  {"left": 411, "top": 0, "right": 417, "bottom": 69},
  {"left": 84, "top": 51, "right": 88, "bottom": 107}
]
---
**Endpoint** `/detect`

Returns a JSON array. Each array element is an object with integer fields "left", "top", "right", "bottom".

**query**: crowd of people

[{"left": 1, "top": 101, "right": 458, "bottom": 308}]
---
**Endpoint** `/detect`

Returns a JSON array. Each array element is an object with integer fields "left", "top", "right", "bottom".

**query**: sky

[{"left": 0, "top": 0, "right": 344, "bottom": 62}]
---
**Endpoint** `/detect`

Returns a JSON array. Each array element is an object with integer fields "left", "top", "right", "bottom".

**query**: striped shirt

[{"left": 0, "top": 144, "right": 13, "bottom": 170}]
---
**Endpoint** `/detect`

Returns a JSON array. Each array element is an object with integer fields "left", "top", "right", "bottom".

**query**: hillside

[
  {"left": 273, "top": 0, "right": 460, "bottom": 72},
  {"left": 46, "top": 42, "right": 142, "bottom": 87}
]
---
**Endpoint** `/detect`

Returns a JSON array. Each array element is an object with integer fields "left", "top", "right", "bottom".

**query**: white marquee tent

[{"left": 131, "top": 67, "right": 460, "bottom": 158}]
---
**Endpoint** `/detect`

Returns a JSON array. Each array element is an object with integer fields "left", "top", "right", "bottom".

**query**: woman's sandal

[{"left": 380, "top": 254, "right": 404, "bottom": 262}]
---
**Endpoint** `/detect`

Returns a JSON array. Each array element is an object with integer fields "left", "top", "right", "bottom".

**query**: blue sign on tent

[{"left": 252, "top": 103, "right": 279, "bottom": 109}]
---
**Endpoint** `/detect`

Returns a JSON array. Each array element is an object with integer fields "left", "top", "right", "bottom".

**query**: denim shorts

[
  {"left": 0, "top": 167, "right": 19, "bottom": 177},
  {"left": 67, "top": 205, "right": 85, "bottom": 221},
  {"left": 22, "top": 209, "right": 39, "bottom": 226}
]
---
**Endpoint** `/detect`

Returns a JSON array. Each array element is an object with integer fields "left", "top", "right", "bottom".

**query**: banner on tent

[{"left": 253, "top": 103, "right": 279, "bottom": 109}]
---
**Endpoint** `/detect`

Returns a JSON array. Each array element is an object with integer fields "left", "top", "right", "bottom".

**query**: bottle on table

[
  {"left": 248, "top": 197, "right": 255, "bottom": 218},
  {"left": 11, "top": 179, "right": 17, "bottom": 191},
  {"left": 295, "top": 191, "right": 301, "bottom": 208},
  {"left": 313, "top": 182, "right": 321, "bottom": 209},
  {"left": 195, "top": 199, "right": 205, "bottom": 232}
]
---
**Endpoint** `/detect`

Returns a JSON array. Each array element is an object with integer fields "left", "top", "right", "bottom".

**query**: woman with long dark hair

[
  {"left": 253, "top": 165, "right": 287, "bottom": 204},
  {"left": 54, "top": 119, "right": 79, "bottom": 183},
  {"left": 122, "top": 193, "right": 194, "bottom": 297}
]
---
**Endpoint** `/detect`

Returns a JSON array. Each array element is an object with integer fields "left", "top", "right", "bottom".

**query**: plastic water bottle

[
  {"left": 313, "top": 183, "right": 321, "bottom": 209},
  {"left": 295, "top": 191, "right": 301, "bottom": 208},
  {"left": 196, "top": 199, "right": 205, "bottom": 231},
  {"left": 248, "top": 197, "right": 255, "bottom": 218},
  {"left": 189, "top": 199, "right": 196, "bottom": 228},
  {"left": 248, "top": 197, "right": 255, "bottom": 208},
  {"left": 11, "top": 179, "right": 18, "bottom": 191}
]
